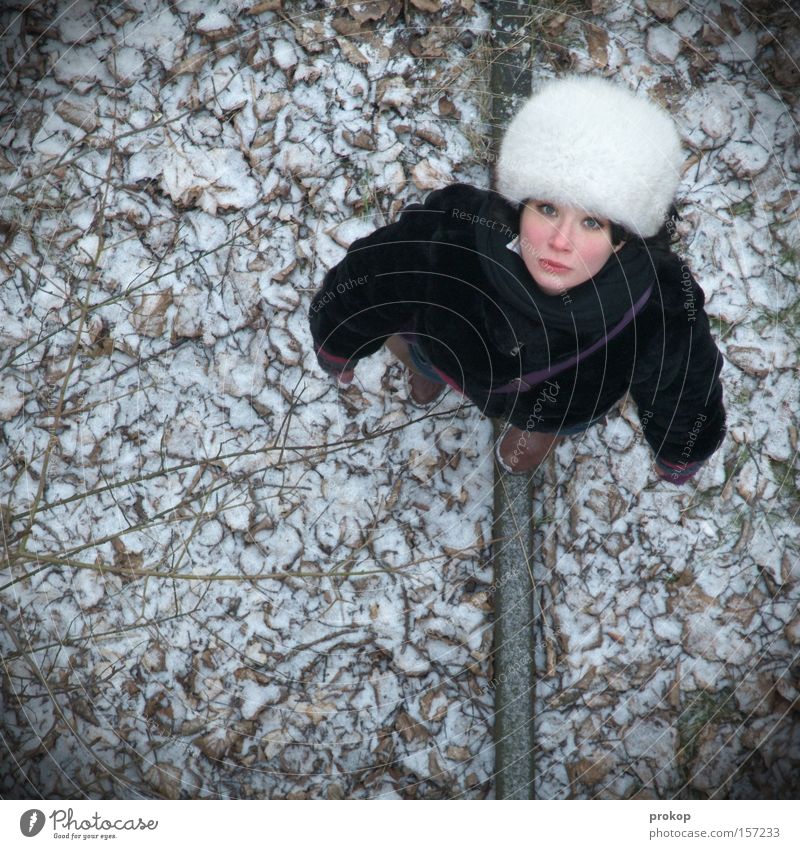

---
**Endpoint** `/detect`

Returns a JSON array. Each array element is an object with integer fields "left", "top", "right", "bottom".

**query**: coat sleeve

[
  {"left": 629, "top": 258, "right": 726, "bottom": 482},
  {"left": 308, "top": 188, "right": 456, "bottom": 373}
]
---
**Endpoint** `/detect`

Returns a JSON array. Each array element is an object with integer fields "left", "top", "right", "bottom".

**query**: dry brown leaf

[
  {"left": 145, "top": 764, "right": 183, "bottom": 800},
  {"left": 348, "top": 0, "right": 394, "bottom": 23},
  {"left": 169, "top": 52, "right": 210, "bottom": 77},
  {"left": 645, "top": 0, "right": 686, "bottom": 19},
  {"left": 195, "top": 729, "right": 233, "bottom": 761},
  {"left": 725, "top": 589, "right": 765, "bottom": 628},
  {"left": 272, "top": 259, "right": 296, "bottom": 282},
  {"left": 415, "top": 28, "right": 448, "bottom": 58},
  {"left": 377, "top": 76, "right": 413, "bottom": 112},
  {"left": 584, "top": 23, "right": 609, "bottom": 68},
  {"left": 327, "top": 782, "right": 345, "bottom": 799},
  {"left": 300, "top": 698, "right": 338, "bottom": 725},
  {"left": 353, "top": 31, "right": 392, "bottom": 63},
  {"left": 141, "top": 642, "right": 167, "bottom": 673},
  {"left": 724, "top": 345, "right": 771, "bottom": 377},
  {"left": 446, "top": 745, "right": 471, "bottom": 762},
  {"left": 437, "top": 95, "right": 458, "bottom": 118},
  {"left": 144, "top": 689, "right": 174, "bottom": 725},
  {"left": 395, "top": 710, "right": 430, "bottom": 743},
  {"left": 769, "top": 57, "right": 800, "bottom": 88},
  {"left": 336, "top": 36, "right": 369, "bottom": 65},
  {"left": 294, "top": 20, "right": 326, "bottom": 53},
  {"left": 234, "top": 666, "right": 271, "bottom": 685},
  {"left": 342, "top": 128, "right": 375, "bottom": 150},
  {"left": 781, "top": 550, "right": 800, "bottom": 585},
  {"left": 465, "top": 591, "right": 491, "bottom": 612},
  {"left": 131, "top": 290, "right": 173, "bottom": 337},
  {"left": 177, "top": 718, "right": 207, "bottom": 736},
  {"left": 245, "top": 0, "right": 282, "bottom": 13},
  {"left": 766, "top": 190, "right": 798, "bottom": 213},
  {"left": 567, "top": 754, "right": 614, "bottom": 786},
  {"left": 331, "top": 15, "right": 365, "bottom": 36},
  {"left": 197, "top": 18, "right": 237, "bottom": 41},
  {"left": 56, "top": 100, "right": 99, "bottom": 132},
  {"left": 411, "top": 159, "right": 448, "bottom": 190},
  {"left": 419, "top": 688, "right": 448, "bottom": 722},
  {"left": 111, "top": 536, "right": 144, "bottom": 572},
  {"left": 416, "top": 127, "right": 446, "bottom": 148},
  {"left": 411, "top": 0, "right": 442, "bottom": 11},
  {"left": 543, "top": 12, "right": 568, "bottom": 36},
  {"left": 254, "top": 91, "right": 287, "bottom": 121},
  {"left": 700, "top": 23, "right": 726, "bottom": 46},
  {"left": 715, "top": 3, "right": 742, "bottom": 36}
]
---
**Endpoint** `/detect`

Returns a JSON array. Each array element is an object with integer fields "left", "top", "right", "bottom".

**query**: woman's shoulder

[
  {"left": 421, "top": 182, "right": 490, "bottom": 210},
  {"left": 394, "top": 183, "right": 489, "bottom": 233},
  {"left": 417, "top": 182, "right": 519, "bottom": 219},
  {"left": 644, "top": 247, "right": 707, "bottom": 316},
  {"left": 414, "top": 183, "right": 520, "bottom": 243}
]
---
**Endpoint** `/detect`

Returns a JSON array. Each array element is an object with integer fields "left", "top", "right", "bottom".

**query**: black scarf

[{"left": 474, "top": 192, "right": 657, "bottom": 368}]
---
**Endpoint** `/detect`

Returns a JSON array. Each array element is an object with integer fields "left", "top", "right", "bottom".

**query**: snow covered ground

[{"left": 1, "top": 0, "right": 799, "bottom": 799}]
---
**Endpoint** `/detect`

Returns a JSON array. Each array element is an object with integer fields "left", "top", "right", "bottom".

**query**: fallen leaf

[
  {"left": 437, "top": 95, "right": 458, "bottom": 118},
  {"left": 584, "top": 23, "right": 609, "bottom": 68},
  {"left": 416, "top": 127, "right": 446, "bottom": 148},
  {"left": 446, "top": 745, "right": 471, "bottom": 762},
  {"left": 411, "top": 159, "right": 448, "bottom": 190},
  {"left": 348, "top": 1, "right": 395, "bottom": 23},
  {"left": 395, "top": 710, "right": 430, "bottom": 743},
  {"left": 56, "top": 100, "right": 98, "bottom": 131},
  {"left": 244, "top": 0, "right": 282, "bottom": 12},
  {"left": 377, "top": 76, "right": 413, "bottom": 112},
  {"left": 169, "top": 51, "right": 210, "bottom": 77},
  {"left": 411, "top": 0, "right": 442, "bottom": 11},
  {"left": 145, "top": 764, "right": 183, "bottom": 800},
  {"left": 342, "top": 128, "right": 375, "bottom": 150},
  {"left": 336, "top": 36, "right": 369, "bottom": 65},
  {"left": 131, "top": 290, "right": 173, "bottom": 337},
  {"left": 645, "top": 0, "right": 686, "bottom": 20}
]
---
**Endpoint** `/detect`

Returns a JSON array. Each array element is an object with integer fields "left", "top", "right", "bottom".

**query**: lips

[{"left": 539, "top": 258, "right": 570, "bottom": 272}]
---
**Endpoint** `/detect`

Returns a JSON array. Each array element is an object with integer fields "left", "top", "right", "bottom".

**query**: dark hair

[{"left": 610, "top": 204, "right": 681, "bottom": 252}]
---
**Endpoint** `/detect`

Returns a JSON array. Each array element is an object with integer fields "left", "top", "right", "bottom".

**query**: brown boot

[
  {"left": 408, "top": 371, "right": 446, "bottom": 406},
  {"left": 496, "top": 425, "right": 561, "bottom": 474},
  {"left": 385, "top": 335, "right": 445, "bottom": 406}
]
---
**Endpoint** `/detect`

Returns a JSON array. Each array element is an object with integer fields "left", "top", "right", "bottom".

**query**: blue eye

[
  {"left": 537, "top": 203, "right": 556, "bottom": 216},
  {"left": 584, "top": 217, "right": 606, "bottom": 230}
]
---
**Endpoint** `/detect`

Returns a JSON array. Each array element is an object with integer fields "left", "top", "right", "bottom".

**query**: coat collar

[{"left": 474, "top": 191, "right": 657, "bottom": 355}]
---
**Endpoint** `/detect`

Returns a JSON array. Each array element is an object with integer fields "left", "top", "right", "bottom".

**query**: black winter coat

[{"left": 309, "top": 184, "right": 725, "bottom": 469}]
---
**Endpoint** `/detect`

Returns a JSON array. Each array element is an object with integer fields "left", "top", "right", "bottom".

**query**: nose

[{"left": 547, "top": 219, "right": 573, "bottom": 252}]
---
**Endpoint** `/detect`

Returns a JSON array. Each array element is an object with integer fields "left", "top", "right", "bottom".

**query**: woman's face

[{"left": 518, "top": 200, "right": 623, "bottom": 295}]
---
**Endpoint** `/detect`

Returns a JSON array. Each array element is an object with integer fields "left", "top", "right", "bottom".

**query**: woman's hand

[
  {"left": 654, "top": 457, "right": 703, "bottom": 485},
  {"left": 315, "top": 346, "right": 355, "bottom": 387},
  {"left": 335, "top": 369, "right": 355, "bottom": 388}
]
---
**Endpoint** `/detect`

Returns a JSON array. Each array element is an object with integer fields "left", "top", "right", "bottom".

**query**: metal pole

[{"left": 488, "top": 0, "right": 536, "bottom": 800}]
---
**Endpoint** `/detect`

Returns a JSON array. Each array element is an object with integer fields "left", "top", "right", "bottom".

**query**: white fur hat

[{"left": 496, "top": 75, "right": 684, "bottom": 237}]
